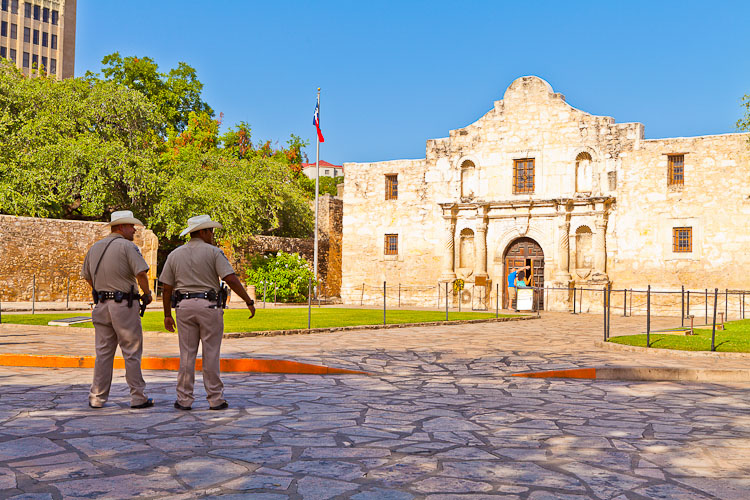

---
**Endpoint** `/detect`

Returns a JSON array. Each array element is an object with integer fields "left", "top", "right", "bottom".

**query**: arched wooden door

[{"left": 503, "top": 237, "right": 545, "bottom": 309}]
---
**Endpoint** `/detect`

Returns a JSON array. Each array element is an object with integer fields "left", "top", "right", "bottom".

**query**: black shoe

[
  {"left": 131, "top": 398, "right": 154, "bottom": 409},
  {"left": 88, "top": 402, "right": 103, "bottom": 409},
  {"left": 174, "top": 401, "right": 192, "bottom": 411},
  {"left": 209, "top": 401, "right": 229, "bottom": 411}
]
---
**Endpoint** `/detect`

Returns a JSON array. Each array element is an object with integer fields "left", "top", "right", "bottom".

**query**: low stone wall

[{"left": 0, "top": 215, "right": 158, "bottom": 302}]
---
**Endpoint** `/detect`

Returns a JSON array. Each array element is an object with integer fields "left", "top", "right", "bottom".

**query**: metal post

[
  {"left": 383, "top": 281, "right": 386, "bottom": 326},
  {"left": 308, "top": 278, "right": 312, "bottom": 330},
  {"left": 572, "top": 286, "right": 576, "bottom": 314},
  {"left": 496, "top": 283, "right": 499, "bottom": 318},
  {"left": 32, "top": 273, "right": 36, "bottom": 315},
  {"left": 580, "top": 287, "right": 583, "bottom": 313},
  {"left": 681, "top": 285, "right": 685, "bottom": 327},
  {"left": 398, "top": 283, "right": 401, "bottom": 308},
  {"left": 274, "top": 284, "right": 277, "bottom": 305},
  {"left": 66, "top": 275, "right": 70, "bottom": 310},
  {"left": 458, "top": 285, "right": 461, "bottom": 313},
  {"left": 318, "top": 284, "right": 321, "bottom": 308},
  {"left": 646, "top": 285, "right": 651, "bottom": 347},
  {"left": 603, "top": 287, "right": 607, "bottom": 341},
  {"left": 623, "top": 288, "right": 627, "bottom": 317},
  {"left": 705, "top": 288, "right": 708, "bottom": 324},
  {"left": 263, "top": 281, "right": 266, "bottom": 308},
  {"left": 361, "top": 283, "right": 364, "bottom": 306},
  {"left": 536, "top": 286, "right": 541, "bottom": 318},
  {"left": 607, "top": 284, "right": 612, "bottom": 339},
  {"left": 687, "top": 290, "right": 690, "bottom": 320},
  {"left": 711, "top": 288, "right": 718, "bottom": 351},
  {"left": 725, "top": 288, "right": 728, "bottom": 320},
  {"left": 437, "top": 282, "right": 439, "bottom": 308},
  {"left": 629, "top": 288, "right": 632, "bottom": 317},
  {"left": 445, "top": 282, "right": 449, "bottom": 321}
]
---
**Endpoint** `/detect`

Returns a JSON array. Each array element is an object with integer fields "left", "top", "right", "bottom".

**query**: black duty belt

[
  {"left": 97, "top": 291, "right": 138, "bottom": 302},
  {"left": 176, "top": 290, "right": 218, "bottom": 302}
]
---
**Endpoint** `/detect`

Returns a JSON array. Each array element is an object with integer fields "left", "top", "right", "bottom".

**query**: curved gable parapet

[{"left": 503, "top": 75, "right": 558, "bottom": 101}]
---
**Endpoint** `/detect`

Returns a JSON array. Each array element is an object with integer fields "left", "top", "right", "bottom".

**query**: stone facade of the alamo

[{"left": 341, "top": 76, "right": 750, "bottom": 311}]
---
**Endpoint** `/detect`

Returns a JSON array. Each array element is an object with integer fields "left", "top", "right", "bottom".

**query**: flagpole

[{"left": 313, "top": 88, "right": 320, "bottom": 296}]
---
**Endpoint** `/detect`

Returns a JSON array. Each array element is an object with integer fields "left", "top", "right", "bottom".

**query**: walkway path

[{"left": 0, "top": 313, "right": 748, "bottom": 499}]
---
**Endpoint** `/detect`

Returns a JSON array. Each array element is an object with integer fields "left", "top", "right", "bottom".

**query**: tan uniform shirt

[
  {"left": 159, "top": 238, "right": 235, "bottom": 293},
  {"left": 82, "top": 234, "right": 149, "bottom": 292}
]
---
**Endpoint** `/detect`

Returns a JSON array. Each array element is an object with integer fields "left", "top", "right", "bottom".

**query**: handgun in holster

[
  {"left": 92, "top": 288, "right": 99, "bottom": 305},
  {"left": 219, "top": 284, "right": 229, "bottom": 309}
]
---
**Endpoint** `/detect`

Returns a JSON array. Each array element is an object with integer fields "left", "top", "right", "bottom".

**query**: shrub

[{"left": 244, "top": 251, "right": 316, "bottom": 303}]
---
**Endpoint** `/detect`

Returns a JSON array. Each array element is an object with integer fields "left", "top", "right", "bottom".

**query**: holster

[
  {"left": 127, "top": 286, "right": 134, "bottom": 308},
  {"left": 92, "top": 289, "right": 99, "bottom": 305}
]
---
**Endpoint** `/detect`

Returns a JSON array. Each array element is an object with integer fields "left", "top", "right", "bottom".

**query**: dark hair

[{"left": 517, "top": 271, "right": 526, "bottom": 280}]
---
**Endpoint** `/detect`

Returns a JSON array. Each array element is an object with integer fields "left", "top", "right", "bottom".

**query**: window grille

[
  {"left": 385, "top": 174, "right": 398, "bottom": 200},
  {"left": 672, "top": 227, "right": 692, "bottom": 253},
  {"left": 384, "top": 234, "right": 398, "bottom": 255},
  {"left": 513, "top": 159, "right": 535, "bottom": 194},
  {"left": 668, "top": 154, "right": 684, "bottom": 186}
]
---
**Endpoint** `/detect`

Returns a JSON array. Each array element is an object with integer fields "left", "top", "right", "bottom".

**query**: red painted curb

[{"left": 512, "top": 368, "right": 597, "bottom": 379}]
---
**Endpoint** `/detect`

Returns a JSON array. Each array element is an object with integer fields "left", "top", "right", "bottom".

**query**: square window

[
  {"left": 23, "top": 26, "right": 29, "bottom": 43},
  {"left": 0, "top": 47, "right": 6, "bottom": 58},
  {"left": 10, "top": 23, "right": 16, "bottom": 39},
  {"left": 41, "top": 55, "right": 46, "bottom": 69},
  {"left": 672, "top": 227, "right": 692, "bottom": 253},
  {"left": 668, "top": 154, "right": 684, "bottom": 186},
  {"left": 22, "top": 50, "right": 28, "bottom": 67},
  {"left": 51, "top": 9, "right": 58, "bottom": 25},
  {"left": 50, "top": 33, "right": 56, "bottom": 49},
  {"left": 41, "top": 31, "right": 47, "bottom": 46},
  {"left": 50, "top": 57, "right": 56, "bottom": 73},
  {"left": 23, "top": 1, "right": 30, "bottom": 18},
  {"left": 1, "top": 21, "right": 6, "bottom": 37},
  {"left": 33, "top": 4, "right": 39, "bottom": 20},
  {"left": 31, "top": 53, "right": 37, "bottom": 67},
  {"left": 513, "top": 158, "right": 535, "bottom": 194},
  {"left": 42, "top": 7, "right": 49, "bottom": 22},
  {"left": 32, "top": 29, "right": 38, "bottom": 44},
  {"left": 1, "top": 0, "right": 6, "bottom": 12},
  {"left": 10, "top": 48, "right": 15, "bottom": 61},
  {"left": 385, "top": 174, "right": 398, "bottom": 200},
  {"left": 384, "top": 234, "right": 398, "bottom": 256}
]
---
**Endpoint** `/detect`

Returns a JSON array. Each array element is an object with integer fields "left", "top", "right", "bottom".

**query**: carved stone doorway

[{"left": 503, "top": 237, "right": 545, "bottom": 309}]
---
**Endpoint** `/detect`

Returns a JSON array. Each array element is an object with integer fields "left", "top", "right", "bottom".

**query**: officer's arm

[
  {"left": 85, "top": 278, "right": 93, "bottom": 289},
  {"left": 223, "top": 273, "right": 256, "bottom": 318},
  {"left": 162, "top": 283, "right": 176, "bottom": 332},
  {"left": 136, "top": 271, "right": 152, "bottom": 296}
]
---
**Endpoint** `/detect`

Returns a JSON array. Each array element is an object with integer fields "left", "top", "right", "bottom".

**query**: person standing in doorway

[
  {"left": 82, "top": 210, "right": 154, "bottom": 409},
  {"left": 159, "top": 215, "right": 255, "bottom": 411},
  {"left": 506, "top": 265, "right": 530, "bottom": 310}
]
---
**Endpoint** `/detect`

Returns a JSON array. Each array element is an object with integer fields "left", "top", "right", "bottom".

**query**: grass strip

[
  {"left": 2, "top": 308, "right": 515, "bottom": 333},
  {"left": 608, "top": 318, "right": 750, "bottom": 352}
]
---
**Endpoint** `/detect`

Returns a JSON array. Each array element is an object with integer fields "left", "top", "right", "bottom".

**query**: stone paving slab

[{"left": 0, "top": 312, "right": 748, "bottom": 498}]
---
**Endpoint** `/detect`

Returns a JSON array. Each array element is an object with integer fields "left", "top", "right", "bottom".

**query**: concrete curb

[
  {"left": 0, "top": 354, "right": 369, "bottom": 375},
  {"left": 222, "top": 315, "right": 537, "bottom": 338},
  {"left": 596, "top": 340, "right": 750, "bottom": 358},
  {"left": 512, "top": 366, "right": 750, "bottom": 382}
]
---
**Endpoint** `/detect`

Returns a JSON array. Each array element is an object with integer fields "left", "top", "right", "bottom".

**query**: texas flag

[{"left": 313, "top": 102, "right": 325, "bottom": 143}]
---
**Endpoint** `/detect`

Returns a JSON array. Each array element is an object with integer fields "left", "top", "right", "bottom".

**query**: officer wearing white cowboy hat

[
  {"left": 160, "top": 214, "right": 256, "bottom": 411},
  {"left": 82, "top": 210, "right": 154, "bottom": 409}
]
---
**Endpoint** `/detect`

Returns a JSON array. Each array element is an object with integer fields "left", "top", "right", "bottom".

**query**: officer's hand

[
  {"left": 247, "top": 302, "right": 256, "bottom": 319},
  {"left": 142, "top": 293, "right": 153, "bottom": 306},
  {"left": 164, "top": 315, "right": 176, "bottom": 332}
]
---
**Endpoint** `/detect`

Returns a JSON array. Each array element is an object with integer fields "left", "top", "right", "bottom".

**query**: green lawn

[
  {"left": 1, "top": 308, "right": 515, "bottom": 333},
  {"left": 608, "top": 319, "right": 750, "bottom": 352}
]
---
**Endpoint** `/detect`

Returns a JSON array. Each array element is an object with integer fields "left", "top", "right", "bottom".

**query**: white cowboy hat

[
  {"left": 180, "top": 214, "right": 223, "bottom": 237},
  {"left": 108, "top": 210, "right": 144, "bottom": 226}
]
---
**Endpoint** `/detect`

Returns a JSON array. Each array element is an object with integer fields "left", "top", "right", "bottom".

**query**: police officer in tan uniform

[
  {"left": 82, "top": 210, "right": 154, "bottom": 409},
  {"left": 159, "top": 215, "right": 255, "bottom": 411}
]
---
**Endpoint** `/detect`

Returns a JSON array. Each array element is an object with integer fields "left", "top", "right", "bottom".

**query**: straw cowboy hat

[
  {"left": 179, "top": 214, "right": 223, "bottom": 237},
  {"left": 108, "top": 210, "right": 144, "bottom": 226}
]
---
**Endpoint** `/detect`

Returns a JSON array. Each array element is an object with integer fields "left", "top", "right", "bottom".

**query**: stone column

[
  {"left": 474, "top": 220, "right": 488, "bottom": 277},
  {"left": 593, "top": 217, "right": 608, "bottom": 280},
  {"left": 553, "top": 220, "right": 571, "bottom": 281},
  {"left": 440, "top": 218, "right": 456, "bottom": 280}
]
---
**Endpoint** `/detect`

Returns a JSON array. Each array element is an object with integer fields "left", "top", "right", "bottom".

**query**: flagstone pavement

[{"left": 0, "top": 312, "right": 748, "bottom": 499}]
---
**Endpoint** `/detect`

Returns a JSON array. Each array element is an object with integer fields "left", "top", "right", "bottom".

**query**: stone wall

[
  {"left": 230, "top": 194, "right": 343, "bottom": 297},
  {"left": 0, "top": 215, "right": 158, "bottom": 302},
  {"left": 341, "top": 75, "right": 750, "bottom": 312}
]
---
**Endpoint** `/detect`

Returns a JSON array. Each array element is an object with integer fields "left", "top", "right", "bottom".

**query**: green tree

[
  {"left": 244, "top": 252, "right": 315, "bottom": 302},
  {"left": 739, "top": 94, "right": 750, "bottom": 138},
  {"left": 298, "top": 175, "right": 344, "bottom": 196},
  {"left": 90, "top": 52, "right": 213, "bottom": 134}
]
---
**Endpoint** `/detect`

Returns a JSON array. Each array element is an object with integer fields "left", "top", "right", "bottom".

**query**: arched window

[
  {"left": 459, "top": 228, "right": 475, "bottom": 269},
  {"left": 575, "top": 225, "right": 593, "bottom": 268},
  {"left": 575, "top": 152, "right": 592, "bottom": 193},
  {"left": 460, "top": 160, "right": 476, "bottom": 200}
]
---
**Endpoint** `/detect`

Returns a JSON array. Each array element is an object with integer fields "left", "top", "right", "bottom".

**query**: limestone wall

[
  {"left": 0, "top": 215, "right": 158, "bottom": 302},
  {"left": 612, "top": 133, "right": 750, "bottom": 290}
]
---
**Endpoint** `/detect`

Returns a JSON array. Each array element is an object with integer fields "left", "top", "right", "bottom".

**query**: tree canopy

[{"left": 0, "top": 55, "right": 316, "bottom": 252}]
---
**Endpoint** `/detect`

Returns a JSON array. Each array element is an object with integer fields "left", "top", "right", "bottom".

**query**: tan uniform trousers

[
  {"left": 89, "top": 300, "right": 148, "bottom": 406},
  {"left": 175, "top": 298, "right": 225, "bottom": 407}
]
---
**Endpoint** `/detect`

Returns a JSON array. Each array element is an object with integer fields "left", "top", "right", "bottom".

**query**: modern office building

[{"left": 0, "top": 0, "right": 76, "bottom": 79}]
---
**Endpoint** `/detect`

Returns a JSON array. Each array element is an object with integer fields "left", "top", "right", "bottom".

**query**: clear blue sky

[{"left": 76, "top": 1, "right": 750, "bottom": 165}]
